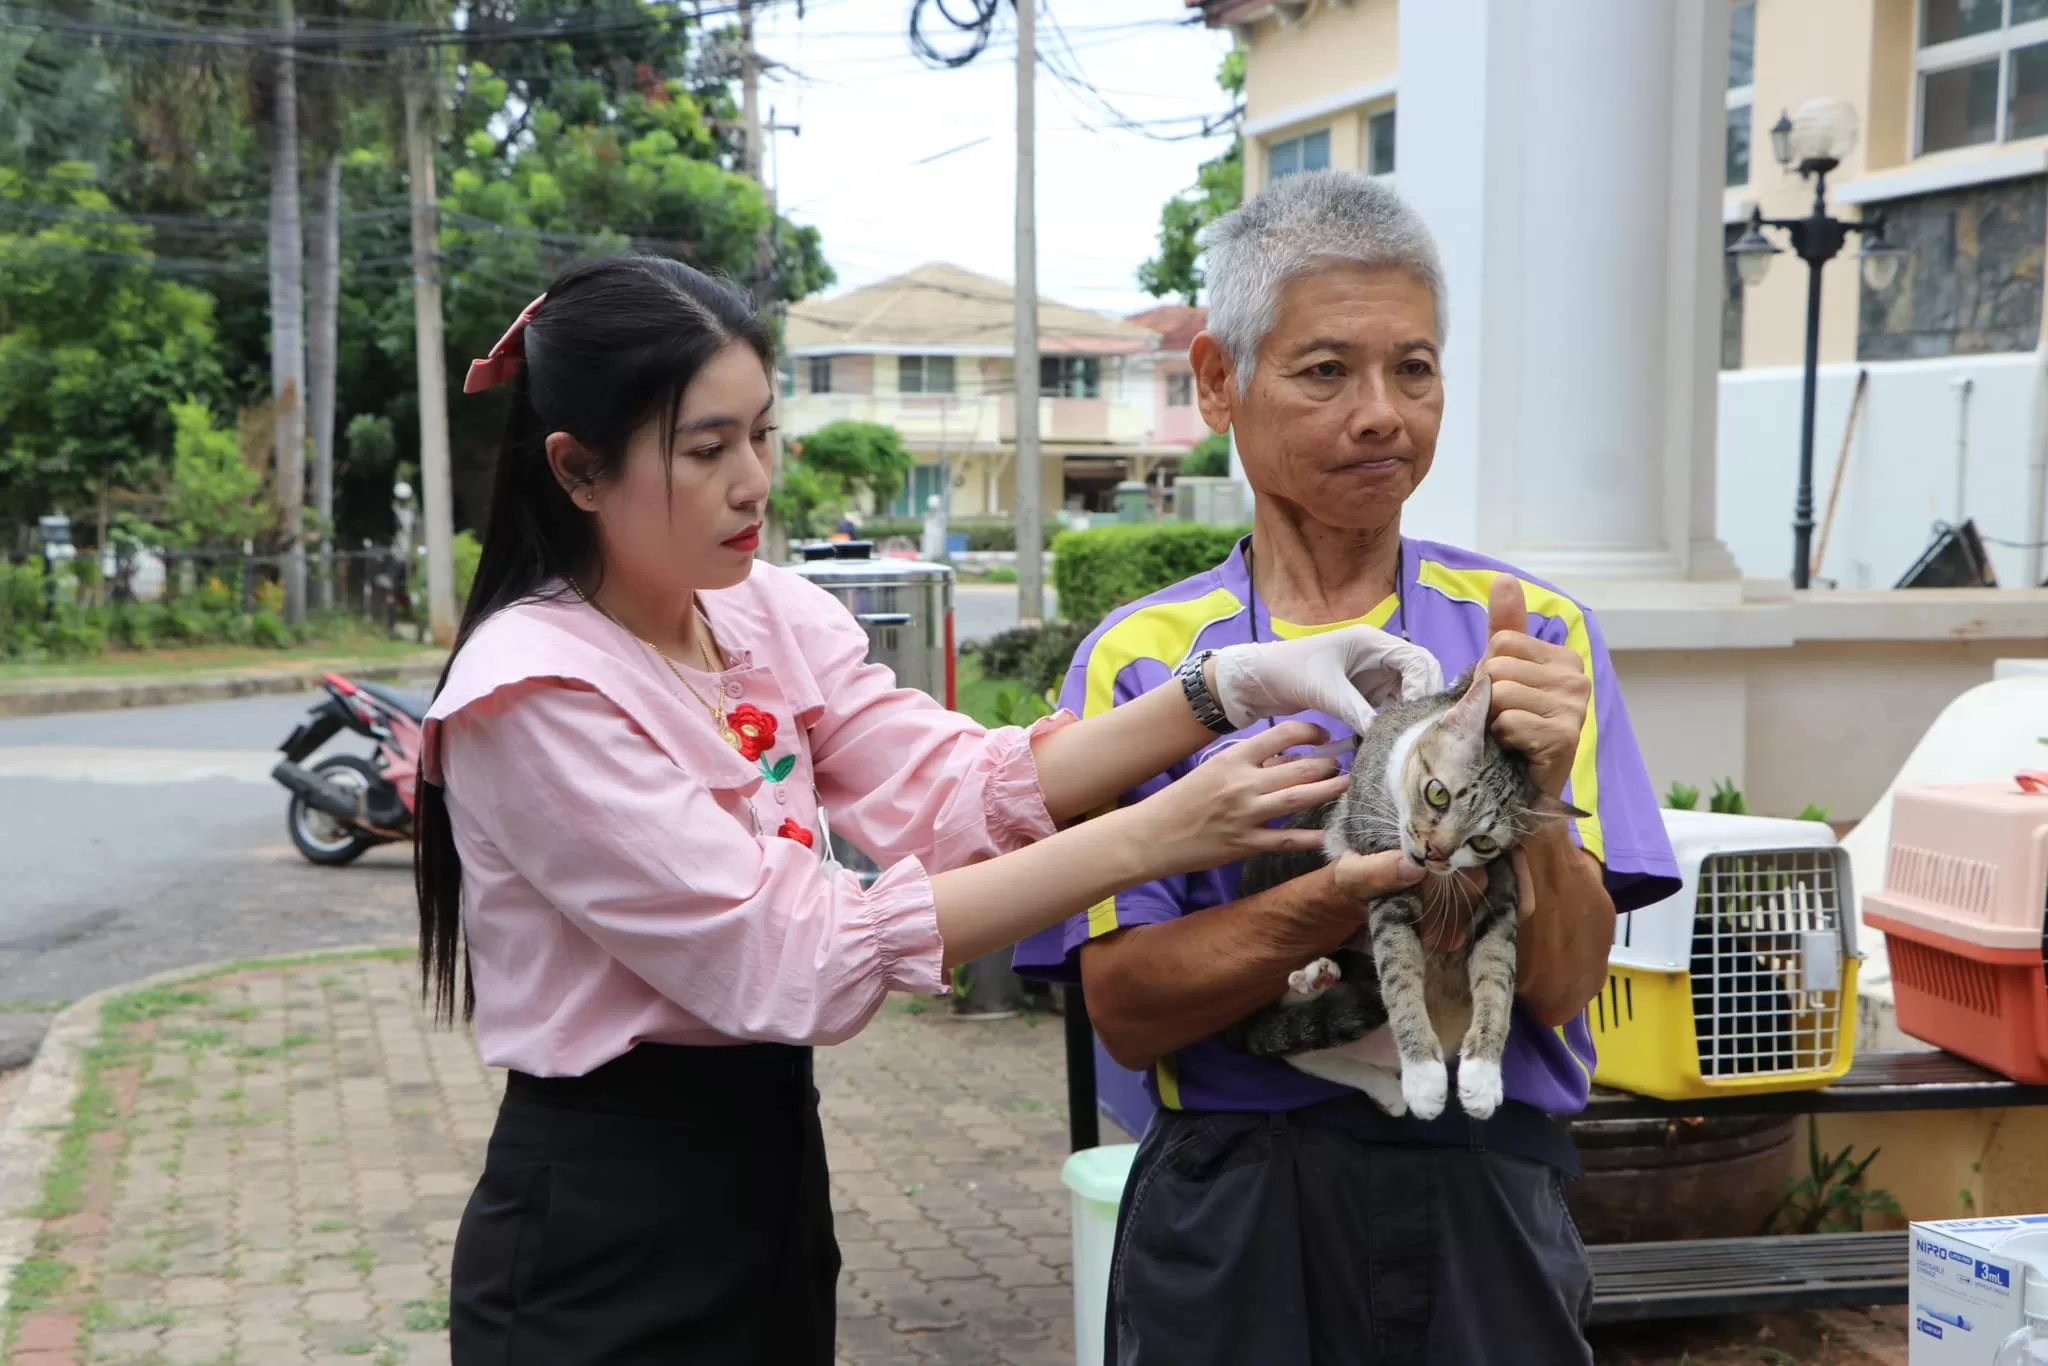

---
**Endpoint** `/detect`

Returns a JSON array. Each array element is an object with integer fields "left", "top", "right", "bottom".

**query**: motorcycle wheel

[{"left": 288, "top": 754, "right": 385, "bottom": 867}]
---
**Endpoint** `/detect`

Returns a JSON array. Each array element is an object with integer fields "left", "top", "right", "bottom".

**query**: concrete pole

[
  {"left": 405, "top": 79, "right": 458, "bottom": 644},
  {"left": 1013, "top": 0, "right": 1043, "bottom": 623}
]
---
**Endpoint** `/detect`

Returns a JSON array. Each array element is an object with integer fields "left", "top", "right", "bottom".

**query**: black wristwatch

[{"left": 1177, "top": 649, "right": 1235, "bottom": 735}]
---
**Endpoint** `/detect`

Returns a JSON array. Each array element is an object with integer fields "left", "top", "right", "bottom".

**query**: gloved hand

[{"left": 1209, "top": 625, "right": 1444, "bottom": 738}]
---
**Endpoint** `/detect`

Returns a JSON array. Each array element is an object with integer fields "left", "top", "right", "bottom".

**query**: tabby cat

[{"left": 1224, "top": 669, "right": 1585, "bottom": 1121}]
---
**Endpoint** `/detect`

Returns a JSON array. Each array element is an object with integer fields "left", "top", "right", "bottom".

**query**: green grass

[
  {"left": 0, "top": 638, "right": 439, "bottom": 684},
  {"left": 402, "top": 1295, "right": 450, "bottom": 1332},
  {"left": 954, "top": 654, "right": 1011, "bottom": 729},
  {"left": 105, "top": 987, "right": 211, "bottom": 1026},
  {"left": 7, "top": 1255, "right": 72, "bottom": 1313},
  {"left": 237, "top": 1031, "right": 317, "bottom": 1059}
]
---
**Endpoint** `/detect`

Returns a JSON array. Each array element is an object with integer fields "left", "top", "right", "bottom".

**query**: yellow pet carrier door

[{"left": 1590, "top": 810, "right": 1861, "bottom": 1100}]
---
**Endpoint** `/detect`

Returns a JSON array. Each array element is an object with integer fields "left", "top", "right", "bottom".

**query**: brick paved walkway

[
  {"left": 0, "top": 949, "right": 1910, "bottom": 1366},
  {"left": 0, "top": 952, "right": 1123, "bottom": 1366}
]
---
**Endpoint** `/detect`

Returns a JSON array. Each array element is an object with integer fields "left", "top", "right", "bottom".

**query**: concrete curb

[
  {"left": 0, "top": 939, "right": 410, "bottom": 1314},
  {"left": 0, "top": 657, "right": 445, "bottom": 720}
]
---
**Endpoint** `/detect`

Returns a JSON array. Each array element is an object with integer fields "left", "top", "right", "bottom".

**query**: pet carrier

[
  {"left": 1589, "top": 810, "right": 1860, "bottom": 1100},
  {"left": 1861, "top": 782, "right": 2048, "bottom": 1084}
]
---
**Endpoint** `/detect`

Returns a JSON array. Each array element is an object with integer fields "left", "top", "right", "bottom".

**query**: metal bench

[{"left": 1582, "top": 1051, "right": 2048, "bottom": 1323}]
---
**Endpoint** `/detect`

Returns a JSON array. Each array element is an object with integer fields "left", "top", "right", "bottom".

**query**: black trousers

[
  {"left": 1105, "top": 1099, "right": 1596, "bottom": 1366},
  {"left": 449, "top": 1042, "right": 839, "bottom": 1366}
]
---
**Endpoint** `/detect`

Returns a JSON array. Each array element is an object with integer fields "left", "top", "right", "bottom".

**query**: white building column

[{"left": 1395, "top": 0, "right": 1740, "bottom": 587}]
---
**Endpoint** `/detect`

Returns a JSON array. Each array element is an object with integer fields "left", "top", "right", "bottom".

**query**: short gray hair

[{"left": 1202, "top": 169, "right": 1448, "bottom": 387}]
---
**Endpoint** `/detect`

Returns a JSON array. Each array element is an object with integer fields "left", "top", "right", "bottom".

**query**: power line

[
  {"left": 906, "top": 0, "right": 1000, "bottom": 70},
  {"left": 1, "top": 0, "right": 741, "bottom": 53}
]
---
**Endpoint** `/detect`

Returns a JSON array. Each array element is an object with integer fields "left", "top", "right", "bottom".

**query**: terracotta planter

[{"left": 1564, "top": 1109, "right": 1798, "bottom": 1244}]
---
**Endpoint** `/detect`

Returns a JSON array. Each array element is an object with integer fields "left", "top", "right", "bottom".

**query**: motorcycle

[{"left": 271, "top": 672, "right": 428, "bottom": 866}]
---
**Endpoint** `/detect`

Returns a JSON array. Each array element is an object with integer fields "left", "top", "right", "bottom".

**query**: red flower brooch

[{"left": 777, "top": 818, "right": 815, "bottom": 848}]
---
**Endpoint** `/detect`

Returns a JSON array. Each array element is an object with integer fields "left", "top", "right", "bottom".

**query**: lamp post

[{"left": 1727, "top": 98, "right": 1908, "bottom": 590}]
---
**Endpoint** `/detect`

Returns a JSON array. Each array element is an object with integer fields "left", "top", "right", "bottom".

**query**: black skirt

[{"left": 449, "top": 1042, "right": 840, "bottom": 1366}]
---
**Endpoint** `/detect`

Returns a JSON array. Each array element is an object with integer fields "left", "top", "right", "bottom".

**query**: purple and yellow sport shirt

[{"left": 1012, "top": 536, "right": 1680, "bottom": 1126}]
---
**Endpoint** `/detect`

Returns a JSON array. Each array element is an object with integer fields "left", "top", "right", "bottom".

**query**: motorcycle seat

[{"left": 354, "top": 680, "right": 430, "bottom": 722}]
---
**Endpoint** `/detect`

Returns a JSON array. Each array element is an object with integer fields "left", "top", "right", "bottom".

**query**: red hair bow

[{"left": 463, "top": 293, "right": 547, "bottom": 394}]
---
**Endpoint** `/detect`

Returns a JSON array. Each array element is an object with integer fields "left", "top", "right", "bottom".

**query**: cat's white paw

[
  {"left": 1457, "top": 1056, "right": 1503, "bottom": 1119},
  {"left": 1401, "top": 1056, "right": 1449, "bottom": 1121},
  {"left": 1283, "top": 957, "right": 1342, "bottom": 1002}
]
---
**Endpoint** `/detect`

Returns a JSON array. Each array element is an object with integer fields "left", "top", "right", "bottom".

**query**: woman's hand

[
  {"left": 1132, "top": 721, "right": 1350, "bottom": 879},
  {"left": 1209, "top": 626, "right": 1444, "bottom": 738}
]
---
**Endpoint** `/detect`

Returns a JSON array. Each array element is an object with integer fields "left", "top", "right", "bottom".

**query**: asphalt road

[
  {"left": 0, "top": 585, "right": 1036, "bottom": 1058},
  {"left": 953, "top": 581, "right": 1037, "bottom": 642},
  {"left": 0, "top": 691, "right": 413, "bottom": 1044}
]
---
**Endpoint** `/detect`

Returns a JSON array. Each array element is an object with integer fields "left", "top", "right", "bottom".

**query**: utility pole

[
  {"left": 269, "top": 0, "right": 307, "bottom": 625},
  {"left": 405, "top": 78, "right": 458, "bottom": 644},
  {"left": 1012, "top": 0, "right": 1043, "bottom": 624},
  {"left": 738, "top": 0, "right": 771, "bottom": 307}
]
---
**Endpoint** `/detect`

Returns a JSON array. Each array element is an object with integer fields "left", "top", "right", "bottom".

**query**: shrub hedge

[
  {"left": 1, "top": 556, "right": 349, "bottom": 661},
  {"left": 1051, "top": 522, "right": 1249, "bottom": 630}
]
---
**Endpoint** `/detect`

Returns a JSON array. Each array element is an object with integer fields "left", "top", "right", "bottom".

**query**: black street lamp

[{"left": 1728, "top": 98, "right": 1908, "bottom": 590}]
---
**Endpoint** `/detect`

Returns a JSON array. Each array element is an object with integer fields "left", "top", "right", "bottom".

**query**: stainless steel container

[
  {"left": 786, "top": 540, "right": 956, "bottom": 709},
  {"left": 787, "top": 541, "right": 957, "bottom": 885}
]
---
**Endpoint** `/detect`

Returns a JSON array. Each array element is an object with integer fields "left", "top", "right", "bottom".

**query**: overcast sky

[{"left": 751, "top": 0, "right": 1236, "bottom": 319}]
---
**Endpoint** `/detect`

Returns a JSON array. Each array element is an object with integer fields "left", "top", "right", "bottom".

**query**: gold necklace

[{"left": 566, "top": 577, "right": 743, "bottom": 752}]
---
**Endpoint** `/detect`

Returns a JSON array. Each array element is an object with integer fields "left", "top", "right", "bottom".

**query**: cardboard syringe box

[{"left": 1909, "top": 1215, "right": 2048, "bottom": 1365}]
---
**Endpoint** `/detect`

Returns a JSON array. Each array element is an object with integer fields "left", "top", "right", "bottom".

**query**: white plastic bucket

[{"left": 1060, "top": 1144, "right": 1139, "bottom": 1366}]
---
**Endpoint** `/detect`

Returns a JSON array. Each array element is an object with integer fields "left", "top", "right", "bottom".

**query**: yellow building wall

[
  {"left": 1240, "top": 0, "right": 1397, "bottom": 193},
  {"left": 1740, "top": 0, "right": 1879, "bottom": 369},
  {"left": 1239, "top": 0, "right": 1398, "bottom": 126}
]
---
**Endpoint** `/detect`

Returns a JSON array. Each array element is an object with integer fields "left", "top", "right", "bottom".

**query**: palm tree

[{"left": 302, "top": 0, "right": 355, "bottom": 612}]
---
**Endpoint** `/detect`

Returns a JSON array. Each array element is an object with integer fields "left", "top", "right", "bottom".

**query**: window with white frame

[
  {"left": 1267, "top": 127, "right": 1332, "bottom": 181},
  {"left": 1916, "top": 0, "right": 2048, "bottom": 155},
  {"left": 1367, "top": 108, "right": 1397, "bottom": 177},
  {"left": 777, "top": 356, "right": 796, "bottom": 397},
  {"left": 808, "top": 356, "right": 832, "bottom": 395},
  {"left": 1727, "top": 1, "right": 1755, "bottom": 187},
  {"left": 898, "top": 354, "right": 955, "bottom": 394},
  {"left": 1166, "top": 372, "right": 1194, "bottom": 407}
]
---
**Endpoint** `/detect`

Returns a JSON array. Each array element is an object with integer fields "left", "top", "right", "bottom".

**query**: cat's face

[{"left": 1394, "top": 673, "right": 1520, "bottom": 874}]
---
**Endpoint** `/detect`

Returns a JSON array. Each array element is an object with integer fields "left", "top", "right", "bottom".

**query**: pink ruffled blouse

[{"left": 421, "top": 562, "right": 1072, "bottom": 1077}]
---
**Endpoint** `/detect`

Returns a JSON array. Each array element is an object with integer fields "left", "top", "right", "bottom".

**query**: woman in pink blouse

[{"left": 419, "top": 257, "right": 1437, "bottom": 1366}]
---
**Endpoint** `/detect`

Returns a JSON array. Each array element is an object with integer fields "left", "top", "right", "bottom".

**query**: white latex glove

[{"left": 1209, "top": 625, "right": 1444, "bottom": 738}]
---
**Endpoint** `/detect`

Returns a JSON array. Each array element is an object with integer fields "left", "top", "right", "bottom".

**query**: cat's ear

[
  {"left": 1529, "top": 792, "right": 1591, "bottom": 822},
  {"left": 1438, "top": 670, "right": 1491, "bottom": 743}
]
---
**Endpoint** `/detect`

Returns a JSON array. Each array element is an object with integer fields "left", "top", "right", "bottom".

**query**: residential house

[
  {"left": 1126, "top": 303, "right": 1213, "bottom": 451},
  {"left": 780, "top": 264, "right": 1195, "bottom": 519}
]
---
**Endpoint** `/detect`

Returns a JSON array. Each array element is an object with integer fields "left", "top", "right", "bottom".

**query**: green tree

[
  {"left": 1182, "top": 431, "right": 1231, "bottom": 477},
  {"left": 1138, "top": 48, "right": 1244, "bottom": 305},
  {"left": 425, "top": 40, "right": 835, "bottom": 521},
  {"left": 160, "top": 399, "right": 266, "bottom": 548},
  {"left": 768, "top": 421, "right": 915, "bottom": 541},
  {"left": 788, "top": 421, "right": 914, "bottom": 505},
  {"left": 0, "top": 163, "right": 230, "bottom": 538}
]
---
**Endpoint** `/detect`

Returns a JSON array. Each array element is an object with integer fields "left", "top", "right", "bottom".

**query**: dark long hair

[{"left": 415, "top": 255, "right": 773, "bottom": 1023}]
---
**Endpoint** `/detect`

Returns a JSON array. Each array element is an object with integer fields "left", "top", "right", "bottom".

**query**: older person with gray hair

[{"left": 1015, "top": 170, "right": 1679, "bottom": 1363}]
